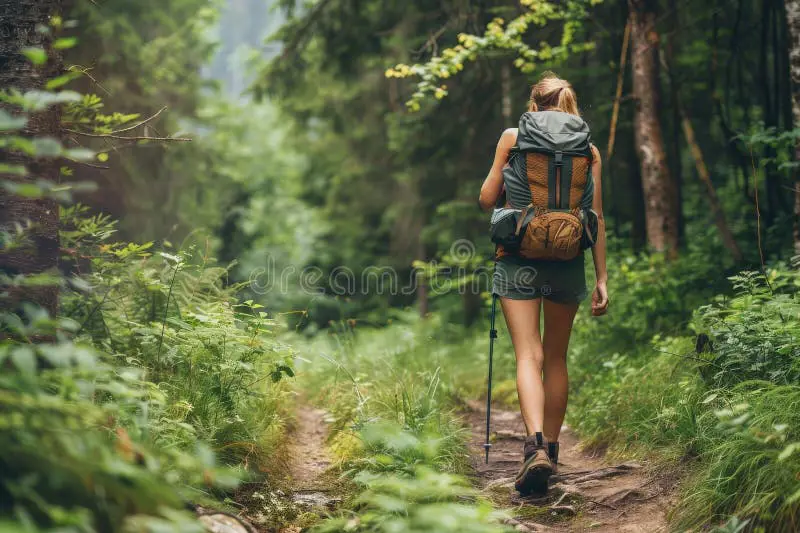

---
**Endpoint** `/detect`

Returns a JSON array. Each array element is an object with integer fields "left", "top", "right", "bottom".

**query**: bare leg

[
  {"left": 500, "top": 297, "right": 544, "bottom": 436},
  {"left": 541, "top": 299, "right": 579, "bottom": 443}
]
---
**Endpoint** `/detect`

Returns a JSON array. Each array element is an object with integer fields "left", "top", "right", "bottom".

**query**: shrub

[
  {"left": 693, "top": 269, "right": 800, "bottom": 387},
  {"left": 568, "top": 265, "right": 800, "bottom": 531}
]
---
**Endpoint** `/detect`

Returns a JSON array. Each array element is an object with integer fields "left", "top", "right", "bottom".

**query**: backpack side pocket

[{"left": 490, "top": 207, "right": 522, "bottom": 249}]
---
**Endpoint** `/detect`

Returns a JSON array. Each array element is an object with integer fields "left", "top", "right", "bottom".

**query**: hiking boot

[
  {"left": 514, "top": 432, "right": 553, "bottom": 495},
  {"left": 548, "top": 441, "right": 560, "bottom": 474}
]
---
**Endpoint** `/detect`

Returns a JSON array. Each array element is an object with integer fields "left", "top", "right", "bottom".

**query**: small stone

[{"left": 198, "top": 513, "right": 251, "bottom": 533}]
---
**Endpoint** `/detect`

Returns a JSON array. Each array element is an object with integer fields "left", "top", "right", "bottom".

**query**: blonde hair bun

[{"left": 528, "top": 73, "right": 579, "bottom": 116}]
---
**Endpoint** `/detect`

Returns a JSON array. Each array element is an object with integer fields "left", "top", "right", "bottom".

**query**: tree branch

[
  {"left": 110, "top": 106, "right": 167, "bottom": 134},
  {"left": 278, "top": 0, "right": 335, "bottom": 61},
  {"left": 63, "top": 130, "right": 191, "bottom": 142}
]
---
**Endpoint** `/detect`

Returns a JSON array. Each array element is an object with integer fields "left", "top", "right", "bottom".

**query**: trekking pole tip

[{"left": 483, "top": 442, "right": 491, "bottom": 464}]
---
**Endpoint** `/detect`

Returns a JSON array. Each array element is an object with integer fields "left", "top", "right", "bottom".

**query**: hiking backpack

[{"left": 490, "top": 111, "right": 598, "bottom": 260}]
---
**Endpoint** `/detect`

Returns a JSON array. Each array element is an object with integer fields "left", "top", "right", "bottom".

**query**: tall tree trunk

[
  {"left": 666, "top": 0, "right": 684, "bottom": 247},
  {"left": 761, "top": 1, "right": 784, "bottom": 224},
  {"left": 785, "top": 0, "right": 800, "bottom": 259},
  {"left": 0, "top": 0, "right": 62, "bottom": 317},
  {"left": 628, "top": 0, "right": 680, "bottom": 257},
  {"left": 628, "top": 143, "right": 648, "bottom": 251}
]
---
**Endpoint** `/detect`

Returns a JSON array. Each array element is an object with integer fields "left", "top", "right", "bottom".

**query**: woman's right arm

[{"left": 478, "top": 128, "right": 516, "bottom": 212}]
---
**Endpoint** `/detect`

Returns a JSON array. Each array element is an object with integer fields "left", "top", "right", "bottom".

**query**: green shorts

[{"left": 492, "top": 254, "right": 588, "bottom": 304}]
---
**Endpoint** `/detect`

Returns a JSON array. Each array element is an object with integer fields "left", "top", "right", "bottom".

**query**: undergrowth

[
  {"left": 2, "top": 209, "right": 296, "bottom": 531},
  {"left": 568, "top": 257, "right": 800, "bottom": 532},
  {"left": 294, "top": 317, "right": 513, "bottom": 532}
]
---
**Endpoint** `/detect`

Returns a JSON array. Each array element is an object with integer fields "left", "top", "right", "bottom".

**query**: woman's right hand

[{"left": 591, "top": 281, "right": 608, "bottom": 316}]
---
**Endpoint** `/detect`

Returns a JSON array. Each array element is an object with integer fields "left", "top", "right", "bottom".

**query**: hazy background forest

[{"left": 2, "top": 0, "right": 800, "bottom": 532}]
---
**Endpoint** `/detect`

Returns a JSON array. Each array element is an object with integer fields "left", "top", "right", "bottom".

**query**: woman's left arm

[{"left": 590, "top": 145, "right": 609, "bottom": 316}]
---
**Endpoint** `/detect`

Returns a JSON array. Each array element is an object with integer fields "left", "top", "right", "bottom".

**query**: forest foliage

[{"left": 1, "top": 0, "right": 800, "bottom": 532}]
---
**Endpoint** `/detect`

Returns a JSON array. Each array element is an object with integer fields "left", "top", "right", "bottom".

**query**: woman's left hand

[{"left": 591, "top": 281, "right": 608, "bottom": 316}]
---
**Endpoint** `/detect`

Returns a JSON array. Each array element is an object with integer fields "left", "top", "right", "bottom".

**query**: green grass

[
  {"left": 566, "top": 263, "right": 800, "bottom": 531},
  {"left": 295, "top": 313, "right": 493, "bottom": 470},
  {"left": 291, "top": 314, "right": 514, "bottom": 532}
]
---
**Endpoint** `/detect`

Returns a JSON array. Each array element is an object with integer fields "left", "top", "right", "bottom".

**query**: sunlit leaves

[
  {"left": 386, "top": 0, "right": 602, "bottom": 110},
  {"left": 0, "top": 164, "right": 27, "bottom": 176},
  {"left": 52, "top": 37, "right": 77, "bottom": 50},
  {"left": 64, "top": 92, "right": 142, "bottom": 134},
  {"left": 45, "top": 71, "right": 82, "bottom": 90},
  {"left": 21, "top": 47, "right": 47, "bottom": 66}
]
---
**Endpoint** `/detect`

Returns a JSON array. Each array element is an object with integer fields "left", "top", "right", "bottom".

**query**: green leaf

[
  {"left": 787, "top": 487, "right": 800, "bottom": 505},
  {"left": 32, "top": 137, "right": 63, "bottom": 157},
  {"left": 20, "top": 90, "right": 81, "bottom": 111},
  {"left": 778, "top": 442, "right": 800, "bottom": 462},
  {"left": 67, "top": 276, "right": 92, "bottom": 292},
  {"left": 166, "top": 317, "right": 193, "bottom": 330},
  {"left": 21, "top": 47, "right": 47, "bottom": 66},
  {"left": 45, "top": 72, "right": 81, "bottom": 90},
  {"left": 4, "top": 182, "right": 44, "bottom": 198},
  {"left": 0, "top": 110, "right": 27, "bottom": 131},
  {"left": 701, "top": 393, "right": 718, "bottom": 404},
  {"left": 21, "top": 272, "right": 61, "bottom": 287},
  {"left": 11, "top": 346, "right": 37, "bottom": 376},
  {"left": 52, "top": 37, "right": 77, "bottom": 50},
  {"left": 64, "top": 148, "right": 95, "bottom": 161},
  {"left": 0, "top": 163, "right": 27, "bottom": 176}
]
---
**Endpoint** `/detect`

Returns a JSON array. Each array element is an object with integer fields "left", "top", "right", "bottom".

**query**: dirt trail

[
  {"left": 276, "top": 405, "right": 339, "bottom": 532},
  {"left": 234, "top": 404, "right": 338, "bottom": 532},
  {"left": 466, "top": 403, "right": 678, "bottom": 532},
  {"left": 286, "top": 406, "right": 335, "bottom": 496}
]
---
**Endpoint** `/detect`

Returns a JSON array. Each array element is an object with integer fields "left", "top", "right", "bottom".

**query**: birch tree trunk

[
  {"left": 785, "top": 0, "right": 800, "bottom": 259},
  {"left": 0, "top": 0, "right": 62, "bottom": 317},
  {"left": 628, "top": 0, "right": 680, "bottom": 257}
]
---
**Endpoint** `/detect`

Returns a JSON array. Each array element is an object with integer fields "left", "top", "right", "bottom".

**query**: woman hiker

[{"left": 478, "top": 73, "right": 609, "bottom": 495}]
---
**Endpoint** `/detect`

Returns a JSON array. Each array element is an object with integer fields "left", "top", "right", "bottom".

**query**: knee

[
  {"left": 517, "top": 349, "right": 544, "bottom": 368},
  {"left": 543, "top": 351, "right": 568, "bottom": 367}
]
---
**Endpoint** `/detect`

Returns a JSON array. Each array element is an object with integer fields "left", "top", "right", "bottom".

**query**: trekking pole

[{"left": 484, "top": 291, "right": 498, "bottom": 464}]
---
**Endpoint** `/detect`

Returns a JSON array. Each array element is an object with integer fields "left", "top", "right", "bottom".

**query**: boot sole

[{"left": 514, "top": 462, "right": 553, "bottom": 495}]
